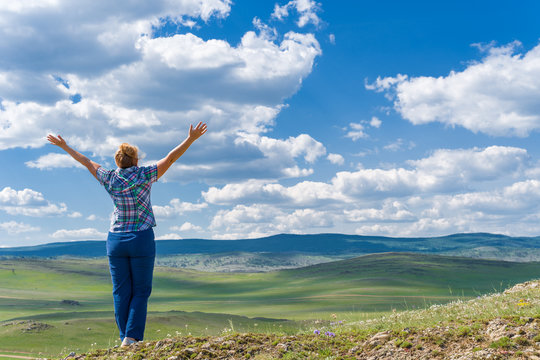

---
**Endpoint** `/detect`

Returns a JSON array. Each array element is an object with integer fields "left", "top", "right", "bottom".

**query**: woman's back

[{"left": 97, "top": 165, "right": 158, "bottom": 232}]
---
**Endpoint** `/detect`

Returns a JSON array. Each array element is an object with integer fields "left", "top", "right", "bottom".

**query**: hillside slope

[{"left": 59, "top": 280, "right": 540, "bottom": 359}]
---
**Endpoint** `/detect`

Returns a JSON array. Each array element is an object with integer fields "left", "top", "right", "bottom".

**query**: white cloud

[
  {"left": 0, "top": 187, "right": 68, "bottom": 216},
  {"left": 0, "top": 0, "right": 232, "bottom": 78},
  {"left": 2, "top": 203, "right": 68, "bottom": 217},
  {"left": 329, "top": 33, "right": 335, "bottom": 44},
  {"left": 0, "top": 187, "right": 46, "bottom": 206},
  {"left": 370, "top": 116, "right": 382, "bottom": 128},
  {"left": 349, "top": 177, "right": 540, "bottom": 237},
  {"left": 345, "top": 122, "right": 367, "bottom": 141},
  {"left": 344, "top": 200, "right": 416, "bottom": 222},
  {"left": 383, "top": 138, "right": 415, "bottom": 152},
  {"left": 336, "top": 145, "right": 528, "bottom": 197},
  {"left": 153, "top": 198, "right": 207, "bottom": 219},
  {"left": 275, "top": 208, "right": 333, "bottom": 229},
  {"left": 50, "top": 227, "right": 107, "bottom": 239},
  {"left": 235, "top": 133, "right": 326, "bottom": 164},
  {"left": 0, "top": 221, "right": 40, "bottom": 234},
  {"left": 367, "top": 41, "right": 540, "bottom": 136},
  {"left": 443, "top": 179, "right": 540, "bottom": 213},
  {"left": 141, "top": 33, "right": 240, "bottom": 71},
  {"left": 205, "top": 146, "right": 529, "bottom": 208},
  {"left": 327, "top": 153, "right": 344, "bottom": 165},
  {"left": 210, "top": 204, "right": 274, "bottom": 229},
  {"left": 86, "top": 214, "right": 97, "bottom": 221},
  {"left": 272, "top": 0, "right": 322, "bottom": 28},
  {"left": 68, "top": 212, "right": 82, "bottom": 218},
  {"left": 209, "top": 204, "right": 333, "bottom": 239},
  {"left": 156, "top": 233, "right": 182, "bottom": 240},
  {"left": 203, "top": 179, "right": 344, "bottom": 206},
  {"left": 409, "top": 146, "right": 527, "bottom": 183},
  {"left": 171, "top": 222, "right": 202, "bottom": 232},
  {"left": 25, "top": 153, "right": 84, "bottom": 170},
  {"left": 152, "top": 132, "right": 325, "bottom": 183},
  {"left": 202, "top": 144, "right": 540, "bottom": 238},
  {"left": 0, "top": 2, "right": 323, "bottom": 185}
]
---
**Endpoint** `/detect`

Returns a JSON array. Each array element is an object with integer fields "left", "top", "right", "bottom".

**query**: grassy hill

[
  {"left": 0, "top": 253, "right": 540, "bottom": 358},
  {"left": 63, "top": 280, "right": 540, "bottom": 360}
]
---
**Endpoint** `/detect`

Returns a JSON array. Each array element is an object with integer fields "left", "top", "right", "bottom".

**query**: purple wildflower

[
  {"left": 325, "top": 331, "right": 336, "bottom": 337},
  {"left": 313, "top": 329, "right": 320, "bottom": 335}
]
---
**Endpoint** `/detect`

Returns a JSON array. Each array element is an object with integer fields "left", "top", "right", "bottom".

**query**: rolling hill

[
  {"left": 0, "top": 233, "right": 540, "bottom": 272},
  {"left": 1, "top": 252, "right": 540, "bottom": 358},
  {"left": 0, "top": 232, "right": 538, "bottom": 265}
]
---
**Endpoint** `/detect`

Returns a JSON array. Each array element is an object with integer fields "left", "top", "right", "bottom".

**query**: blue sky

[{"left": 2, "top": 0, "right": 540, "bottom": 246}]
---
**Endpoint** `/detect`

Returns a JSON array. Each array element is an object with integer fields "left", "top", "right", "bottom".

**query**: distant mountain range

[{"left": 1, "top": 233, "right": 539, "bottom": 262}]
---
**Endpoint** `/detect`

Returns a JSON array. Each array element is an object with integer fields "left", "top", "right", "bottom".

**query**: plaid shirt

[{"left": 96, "top": 165, "right": 158, "bottom": 233}]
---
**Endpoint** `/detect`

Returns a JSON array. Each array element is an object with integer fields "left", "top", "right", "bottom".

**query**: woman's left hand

[{"left": 188, "top": 122, "right": 208, "bottom": 141}]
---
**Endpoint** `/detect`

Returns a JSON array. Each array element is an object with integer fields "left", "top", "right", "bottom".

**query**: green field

[{"left": 1, "top": 253, "right": 539, "bottom": 358}]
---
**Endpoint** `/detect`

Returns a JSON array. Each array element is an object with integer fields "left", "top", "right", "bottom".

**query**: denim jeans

[{"left": 107, "top": 228, "right": 155, "bottom": 341}]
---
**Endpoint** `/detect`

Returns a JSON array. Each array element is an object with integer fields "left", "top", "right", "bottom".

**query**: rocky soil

[{"left": 54, "top": 281, "right": 540, "bottom": 359}]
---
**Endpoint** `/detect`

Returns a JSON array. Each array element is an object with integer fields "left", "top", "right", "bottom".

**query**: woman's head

[{"left": 115, "top": 143, "right": 138, "bottom": 168}]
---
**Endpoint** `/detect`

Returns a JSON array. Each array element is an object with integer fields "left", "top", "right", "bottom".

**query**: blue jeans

[{"left": 107, "top": 228, "right": 155, "bottom": 341}]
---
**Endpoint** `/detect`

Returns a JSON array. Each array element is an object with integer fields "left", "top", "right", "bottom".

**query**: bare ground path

[{"left": 0, "top": 354, "right": 36, "bottom": 359}]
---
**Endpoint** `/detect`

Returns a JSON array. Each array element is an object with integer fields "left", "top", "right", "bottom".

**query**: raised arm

[
  {"left": 46, "top": 134, "right": 101, "bottom": 180},
  {"left": 157, "top": 122, "right": 207, "bottom": 180}
]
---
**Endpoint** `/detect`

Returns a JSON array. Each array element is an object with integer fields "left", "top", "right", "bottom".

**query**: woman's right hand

[{"left": 47, "top": 134, "right": 67, "bottom": 148}]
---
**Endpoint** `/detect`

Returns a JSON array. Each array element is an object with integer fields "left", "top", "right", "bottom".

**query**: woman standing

[{"left": 47, "top": 122, "right": 207, "bottom": 347}]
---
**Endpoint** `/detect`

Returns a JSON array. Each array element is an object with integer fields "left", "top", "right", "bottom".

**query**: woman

[{"left": 47, "top": 122, "right": 207, "bottom": 347}]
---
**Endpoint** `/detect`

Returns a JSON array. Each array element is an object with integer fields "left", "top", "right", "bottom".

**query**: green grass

[
  {"left": 0, "top": 311, "right": 301, "bottom": 358},
  {"left": 1, "top": 253, "right": 540, "bottom": 358}
]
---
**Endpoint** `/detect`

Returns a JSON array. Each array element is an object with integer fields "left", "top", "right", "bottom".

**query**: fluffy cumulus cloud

[
  {"left": 367, "top": 41, "right": 540, "bottom": 136},
  {"left": 203, "top": 179, "right": 345, "bottom": 207},
  {"left": 344, "top": 200, "right": 415, "bottom": 222},
  {"left": 25, "top": 153, "right": 83, "bottom": 170},
  {"left": 345, "top": 117, "right": 382, "bottom": 141},
  {"left": 327, "top": 153, "right": 344, "bottom": 165},
  {"left": 334, "top": 146, "right": 528, "bottom": 197},
  {"left": 370, "top": 116, "right": 382, "bottom": 128},
  {"left": 50, "top": 228, "right": 107, "bottom": 240},
  {"left": 351, "top": 179, "right": 540, "bottom": 237},
  {"left": 205, "top": 145, "right": 540, "bottom": 238},
  {"left": 345, "top": 123, "right": 367, "bottom": 141},
  {"left": 209, "top": 204, "right": 333, "bottom": 239},
  {"left": 206, "top": 145, "right": 527, "bottom": 206},
  {"left": 153, "top": 198, "right": 208, "bottom": 219},
  {"left": 272, "top": 0, "right": 321, "bottom": 27},
  {"left": 0, "top": 0, "right": 232, "bottom": 76},
  {"left": 0, "top": 187, "right": 68, "bottom": 216},
  {"left": 171, "top": 222, "right": 203, "bottom": 232},
  {"left": 0, "top": 221, "right": 40, "bottom": 235},
  {"left": 207, "top": 146, "right": 528, "bottom": 206},
  {"left": 156, "top": 233, "right": 182, "bottom": 240},
  {"left": 0, "top": 0, "right": 323, "bottom": 184},
  {"left": 384, "top": 138, "right": 415, "bottom": 152}
]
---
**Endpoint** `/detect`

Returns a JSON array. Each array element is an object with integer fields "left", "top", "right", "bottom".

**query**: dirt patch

[
  {"left": 2, "top": 320, "right": 54, "bottom": 333},
  {"left": 61, "top": 300, "right": 81, "bottom": 306}
]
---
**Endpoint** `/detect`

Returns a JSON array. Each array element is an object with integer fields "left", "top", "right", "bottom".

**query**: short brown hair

[{"left": 115, "top": 143, "right": 138, "bottom": 169}]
